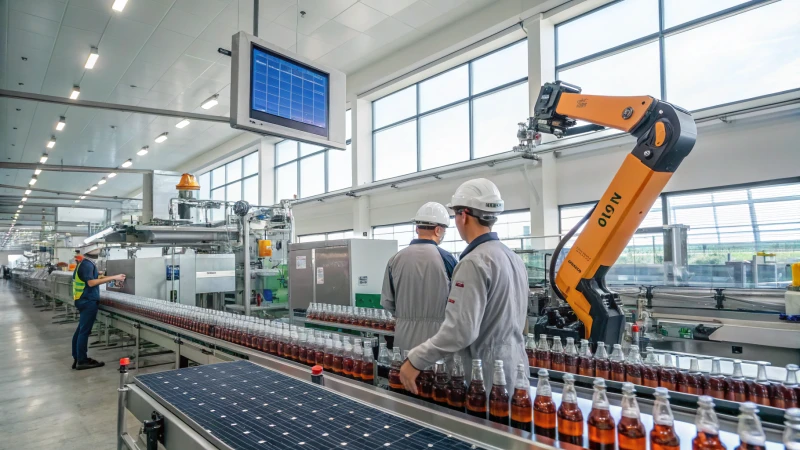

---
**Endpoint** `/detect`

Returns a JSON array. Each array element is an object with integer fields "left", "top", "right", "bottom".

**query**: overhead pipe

[
  {"left": 0, "top": 183, "right": 137, "bottom": 200},
  {"left": 0, "top": 162, "right": 151, "bottom": 174}
]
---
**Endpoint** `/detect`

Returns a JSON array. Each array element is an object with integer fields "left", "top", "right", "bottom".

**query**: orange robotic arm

[{"left": 529, "top": 81, "right": 697, "bottom": 345}]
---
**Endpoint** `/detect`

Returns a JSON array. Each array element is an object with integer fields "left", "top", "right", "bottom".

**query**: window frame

[
  {"left": 201, "top": 151, "right": 260, "bottom": 211},
  {"left": 275, "top": 111, "right": 352, "bottom": 200},
  {"left": 296, "top": 230, "right": 354, "bottom": 243},
  {"left": 555, "top": 0, "right": 780, "bottom": 105},
  {"left": 371, "top": 39, "right": 529, "bottom": 181}
]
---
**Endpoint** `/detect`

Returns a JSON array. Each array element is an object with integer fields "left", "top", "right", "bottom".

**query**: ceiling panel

[
  {"left": 334, "top": 2, "right": 387, "bottom": 33},
  {"left": 9, "top": 0, "right": 67, "bottom": 23},
  {"left": 361, "top": 0, "right": 419, "bottom": 16},
  {"left": 274, "top": 5, "right": 327, "bottom": 35},
  {"left": 9, "top": 10, "right": 60, "bottom": 38},
  {"left": 298, "top": 0, "right": 357, "bottom": 20},
  {"left": 160, "top": 7, "right": 214, "bottom": 38},
  {"left": 257, "top": 0, "right": 295, "bottom": 22},
  {"left": 364, "top": 17, "right": 414, "bottom": 45},
  {"left": 61, "top": 5, "right": 111, "bottom": 34},
  {"left": 394, "top": 1, "right": 444, "bottom": 29},
  {"left": 308, "top": 20, "right": 360, "bottom": 48}
]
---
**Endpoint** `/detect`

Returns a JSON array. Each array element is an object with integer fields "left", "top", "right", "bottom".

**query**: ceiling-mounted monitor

[{"left": 231, "top": 31, "right": 346, "bottom": 149}]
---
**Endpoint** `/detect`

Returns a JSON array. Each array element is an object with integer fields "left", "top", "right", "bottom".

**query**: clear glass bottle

[
  {"left": 726, "top": 359, "right": 747, "bottom": 402},
  {"left": 323, "top": 337, "right": 334, "bottom": 371},
  {"left": 693, "top": 396, "right": 726, "bottom": 450},
  {"left": 466, "top": 359, "right": 487, "bottom": 419},
  {"left": 594, "top": 342, "right": 610, "bottom": 379},
  {"left": 535, "top": 334, "right": 550, "bottom": 370},
  {"left": 564, "top": 337, "right": 579, "bottom": 374},
  {"left": 558, "top": 373, "right": 584, "bottom": 446},
  {"left": 489, "top": 361, "right": 510, "bottom": 426},
  {"left": 361, "top": 341, "right": 375, "bottom": 383},
  {"left": 550, "top": 336, "right": 565, "bottom": 372},
  {"left": 446, "top": 355, "right": 467, "bottom": 413},
  {"left": 525, "top": 333, "right": 537, "bottom": 367},
  {"left": 332, "top": 335, "right": 344, "bottom": 374},
  {"left": 510, "top": 364, "right": 532, "bottom": 432},
  {"left": 297, "top": 331, "right": 308, "bottom": 364},
  {"left": 377, "top": 342, "right": 391, "bottom": 379},
  {"left": 610, "top": 343, "right": 626, "bottom": 382},
  {"left": 783, "top": 407, "right": 800, "bottom": 450},
  {"left": 734, "top": 402, "right": 766, "bottom": 450},
  {"left": 588, "top": 378, "right": 616, "bottom": 450},
  {"left": 351, "top": 338, "right": 363, "bottom": 380},
  {"left": 533, "top": 369, "right": 556, "bottom": 438},
  {"left": 775, "top": 364, "right": 799, "bottom": 409},
  {"left": 650, "top": 387, "right": 680, "bottom": 450},
  {"left": 432, "top": 360, "right": 449, "bottom": 406},
  {"left": 618, "top": 382, "right": 646, "bottom": 450},
  {"left": 388, "top": 346, "right": 403, "bottom": 392},
  {"left": 342, "top": 337, "right": 353, "bottom": 375}
]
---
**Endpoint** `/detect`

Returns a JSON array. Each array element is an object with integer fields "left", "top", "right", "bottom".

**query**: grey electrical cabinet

[{"left": 288, "top": 239, "right": 398, "bottom": 311}]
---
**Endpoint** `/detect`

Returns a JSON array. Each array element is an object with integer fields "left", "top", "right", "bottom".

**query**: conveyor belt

[{"left": 136, "top": 360, "right": 485, "bottom": 450}]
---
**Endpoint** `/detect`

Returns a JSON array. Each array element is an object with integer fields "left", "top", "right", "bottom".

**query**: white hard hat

[
  {"left": 447, "top": 178, "right": 504, "bottom": 215},
  {"left": 413, "top": 202, "right": 449, "bottom": 227}
]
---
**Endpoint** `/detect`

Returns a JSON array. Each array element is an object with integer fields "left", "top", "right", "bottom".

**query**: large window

[
  {"left": 199, "top": 152, "right": 259, "bottom": 221},
  {"left": 373, "top": 209, "right": 533, "bottom": 256},
  {"left": 297, "top": 230, "right": 354, "bottom": 243},
  {"left": 556, "top": 0, "right": 800, "bottom": 111},
  {"left": 275, "top": 111, "right": 352, "bottom": 200},
  {"left": 559, "top": 181, "right": 800, "bottom": 288},
  {"left": 372, "top": 41, "right": 528, "bottom": 181}
]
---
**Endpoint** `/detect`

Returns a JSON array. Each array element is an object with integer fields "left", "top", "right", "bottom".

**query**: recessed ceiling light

[
  {"left": 176, "top": 119, "right": 190, "bottom": 129},
  {"left": 70, "top": 86, "right": 80, "bottom": 100},
  {"left": 34, "top": 168, "right": 42, "bottom": 175},
  {"left": 28, "top": 176, "right": 37, "bottom": 185},
  {"left": 108, "top": 172, "right": 117, "bottom": 178},
  {"left": 74, "top": 199, "right": 80, "bottom": 203},
  {"left": 121, "top": 159, "right": 133, "bottom": 168},
  {"left": 112, "top": 0, "right": 128, "bottom": 12},
  {"left": 98, "top": 178, "right": 107, "bottom": 185},
  {"left": 201, "top": 94, "right": 219, "bottom": 110},
  {"left": 154, "top": 132, "right": 168, "bottom": 143},
  {"left": 137, "top": 146, "right": 149, "bottom": 156},
  {"left": 18, "top": 205, "right": 23, "bottom": 209},
  {"left": 24, "top": 190, "right": 31, "bottom": 195},
  {"left": 89, "top": 185, "right": 98, "bottom": 191},
  {"left": 85, "top": 47, "right": 99, "bottom": 69},
  {"left": 40, "top": 154, "right": 48, "bottom": 164},
  {"left": 84, "top": 190, "right": 91, "bottom": 195},
  {"left": 56, "top": 116, "right": 66, "bottom": 131},
  {"left": 80, "top": 196, "right": 86, "bottom": 199},
  {"left": 47, "top": 137, "right": 56, "bottom": 148},
  {"left": 21, "top": 197, "right": 27, "bottom": 202}
]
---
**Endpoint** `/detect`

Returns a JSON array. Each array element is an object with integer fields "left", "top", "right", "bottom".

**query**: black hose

[{"left": 550, "top": 204, "right": 596, "bottom": 301}]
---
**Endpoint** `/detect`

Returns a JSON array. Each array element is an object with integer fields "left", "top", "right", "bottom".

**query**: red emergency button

[
  {"left": 311, "top": 365, "right": 323, "bottom": 375},
  {"left": 120, "top": 357, "right": 130, "bottom": 366}
]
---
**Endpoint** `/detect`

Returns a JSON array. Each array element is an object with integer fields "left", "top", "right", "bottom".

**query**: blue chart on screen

[
  {"left": 136, "top": 360, "right": 483, "bottom": 450},
  {"left": 252, "top": 48, "right": 327, "bottom": 129}
]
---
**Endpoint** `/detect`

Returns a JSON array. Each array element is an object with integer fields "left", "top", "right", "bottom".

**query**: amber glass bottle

[
  {"left": 558, "top": 373, "right": 583, "bottom": 446},
  {"left": 624, "top": 346, "right": 644, "bottom": 385},
  {"left": 594, "top": 342, "right": 610, "bottom": 379},
  {"left": 782, "top": 407, "right": 800, "bottom": 449},
  {"left": 642, "top": 347, "right": 660, "bottom": 388},
  {"left": 564, "top": 337, "right": 579, "bottom": 374},
  {"left": 525, "top": 333, "right": 537, "bottom": 368},
  {"left": 360, "top": 341, "right": 375, "bottom": 384},
  {"left": 388, "top": 346, "right": 403, "bottom": 392},
  {"left": 578, "top": 339, "right": 595, "bottom": 377},
  {"left": 618, "top": 382, "right": 646, "bottom": 450},
  {"left": 774, "top": 363, "right": 799, "bottom": 409},
  {"left": 489, "top": 361, "right": 510, "bottom": 426},
  {"left": 650, "top": 387, "right": 680, "bottom": 450},
  {"left": 350, "top": 338, "right": 363, "bottom": 381},
  {"left": 466, "top": 359, "right": 488, "bottom": 419},
  {"left": 685, "top": 358, "right": 704, "bottom": 395},
  {"left": 331, "top": 337, "right": 344, "bottom": 375},
  {"left": 322, "top": 337, "right": 334, "bottom": 371},
  {"left": 748, "top": 362, "right": 771, "bottom": 407},
  {"left": 734, "top": 402, "right": 766, "bottom": 450},
  {"left": 610, "top": 344, "right": 626, "bottom": 382},
  {"left": 659, "top": 354, "right": 679, "bottom": 391},
  {"left": 535, "top": 334, "right": 551, "bottom": 370},
  {"left": 707, "top": 358, "right": 727, "bottom": 400},
  {"left": 550, "top": 336, "right": 565, "bottom": 372},
  {"left": 588, "top": 378, "right": 616, "bottom": 450},
  {"left": 510, "top": 364, "right": 532, "bottom": 432},
  {"left": 692, "top": 396, "right": 727, "bottom": 450},
  {"left": 533, "top": 369, "right": 556, "bottom": 438},
  {"left": 432, "top": 360, "right": 449, "bottom": 407},
  {"left": 446, "top": 355, "right": 467, "bottom": 413},
  {"left": 726, "top": 359, "right": 747, "bottom": 402}
]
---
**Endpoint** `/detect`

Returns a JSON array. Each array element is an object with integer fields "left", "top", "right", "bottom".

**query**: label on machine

[
  {"left": 316, "top": 267, "right": 324, "bottom": 284},
  {"left": 166, "top": 265, "right": 180, "bottom": 281},
  {"left": 296, "top": 256, "right": 306, "bottom": 269},
  {"left": 359, "top": 276, "right": 368, "bottom": 286}
]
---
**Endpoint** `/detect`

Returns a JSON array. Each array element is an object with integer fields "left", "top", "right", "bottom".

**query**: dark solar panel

[{"left": 136, "top": 360, "right": 484, "bottom": 450}]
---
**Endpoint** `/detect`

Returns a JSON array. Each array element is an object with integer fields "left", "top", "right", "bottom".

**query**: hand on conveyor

[{"left": 399, "top": 360, "right": 420, "bottom": 395}]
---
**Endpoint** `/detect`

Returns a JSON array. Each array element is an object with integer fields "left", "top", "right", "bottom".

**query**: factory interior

[{"left": 1, "top": 0, "right": 799, "bottom": 448}]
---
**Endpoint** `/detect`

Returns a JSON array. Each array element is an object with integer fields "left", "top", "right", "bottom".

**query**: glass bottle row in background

[
  {"left": 526, "top": 333, "right": 798, "bottom": 409},
  {"left": 306, "top": 303, "right": 396, "bottom": 331}
]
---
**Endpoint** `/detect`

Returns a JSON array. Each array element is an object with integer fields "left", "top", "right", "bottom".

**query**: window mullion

[{"left": 658, "top": 0, "right": 667, "bottom": 100}]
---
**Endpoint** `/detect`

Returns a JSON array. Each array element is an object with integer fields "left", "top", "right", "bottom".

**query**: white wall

[{"left": 0, "top": 251, "right": 23, "bottom": 266}]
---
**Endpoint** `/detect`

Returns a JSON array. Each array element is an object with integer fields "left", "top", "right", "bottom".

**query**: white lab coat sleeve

[
  {"left": 380, "top": 259, "right": 396, "bottom": 314},
  {"left": 408, "top": 259, "right": 487, "bottom": 369}
]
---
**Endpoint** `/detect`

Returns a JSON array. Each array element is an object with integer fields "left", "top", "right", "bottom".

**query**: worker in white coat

[
  {"left": 381, "top": 202, "right": 457, "bottom": 353},
  {"left": 399, "top": 178, "right": 529, "bottom": 390}
]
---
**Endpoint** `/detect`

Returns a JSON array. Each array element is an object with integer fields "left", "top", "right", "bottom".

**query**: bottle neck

[
  {"left": 756, "top": 364, "right": 768, "bottom": 382},
  {"left": 711, "top": 359, "right": 722, "bottom": 376},
  {"left": 561, "top": 381, "right": 577, "bottom": 403},
  {"left": 621, "top": 392, "right": 641, "bottom": 419},
  {"left": 696, "top": 405, "right": 720, "bottom": 435},
  {"left": 565, "top": 341, "right": 577, "bottom": 356},
  {"left": 732, "top": 362, "right": 744, "bottom": 379},
  {"left": 492, "top": 366, "right": 506, "bottom": 386},
  {"left": 610, "top": 346, "right": 624, "bottom": 362},
  {"left": 591, "top": 387, "right": 609, "bottom": 410},
  {"left": 471, "top": 364, "right": 484, "bottom": 382},
  {"left": 652, "top": 396, "right": 674, "bottom": 426},
  {"left": 537, "top": 376, "right": 552, "bottom": 397},
  {"left": 514, "top": 367, "right": 530, "bottom": 390}
]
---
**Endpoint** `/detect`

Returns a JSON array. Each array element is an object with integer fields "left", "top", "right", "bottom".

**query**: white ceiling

[{"left": 0, "top": 0, "right": 498, "bottom": 226}]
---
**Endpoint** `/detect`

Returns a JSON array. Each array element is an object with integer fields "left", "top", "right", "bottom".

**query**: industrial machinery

[
  {"left": 518, "top": 81, "right": 697, "bottom": 345},
  {"left": 288, "top": 239, "right": 398, "bottom": 312}
]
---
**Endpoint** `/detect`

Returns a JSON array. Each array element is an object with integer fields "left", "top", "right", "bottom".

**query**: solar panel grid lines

[
  {"left": 136, "top": 360, "right": 484, "bottom": 450},
  {"left": 252, "top": 49, "right": 328, "bottom": 130}
]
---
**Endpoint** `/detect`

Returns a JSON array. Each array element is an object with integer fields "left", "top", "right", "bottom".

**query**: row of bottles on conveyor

[
  {"left": 306, "top": 303, "right": 396, "bottom": 331},
  {"left": 525, "top": 333, "right": 800, "bottom": 409}
]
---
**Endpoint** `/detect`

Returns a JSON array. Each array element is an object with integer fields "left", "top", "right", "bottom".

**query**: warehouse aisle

[{"left": 0, "top": 281, "right": 167, "bottom": 449}]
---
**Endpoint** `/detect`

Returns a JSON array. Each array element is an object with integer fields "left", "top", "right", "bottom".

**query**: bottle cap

[
  {"left": 538, "top": 368, "right": 548, "bottom": 377},
  {"left": 311, "top": 365, "right": 323, "bottom": 375},
  {"left": 632, "top": 324, "right": 640, "bottom": 332},
  {"left": 563, "top": 373, "right": 574, "bottom": 382},
  {"left": 698, "top": 395, "right": 714, "bottom": 406},
  {"left": 593, "top": 378, "right": 606, "bottom": 388},
  {"left": 621, "top": 382, "right": 635, "bottom": 394},
  {"left": 654, "top": 387, "right": 670, "bottom": 398}
]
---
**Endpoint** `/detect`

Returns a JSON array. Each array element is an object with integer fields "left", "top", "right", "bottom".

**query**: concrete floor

[{"left": 0, "top": 280, "right": 171, "bottom": 449}]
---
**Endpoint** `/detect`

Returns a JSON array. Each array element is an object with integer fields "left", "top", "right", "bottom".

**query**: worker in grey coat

[
  {"left": 400, "top": 178, "right": 529, "bottom": 390},
  {"left": 381, "top": 202, "right": 457, "bottom": 354}
]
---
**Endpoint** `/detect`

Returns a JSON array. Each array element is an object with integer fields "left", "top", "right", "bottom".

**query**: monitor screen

[{"left": 250, "top": 45, "right": 329, "bottom": 137}]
